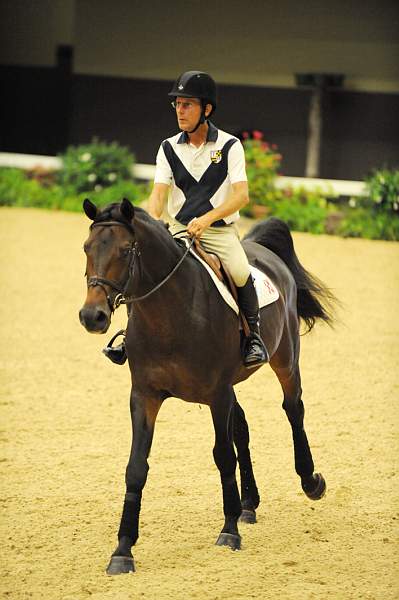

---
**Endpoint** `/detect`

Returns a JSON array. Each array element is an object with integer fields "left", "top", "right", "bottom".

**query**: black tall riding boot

[
  {"left": 102, "top": 329, "right": 127, "bottom": 365},
  {"left": 237, "top": 275, "right": 269, "bottom": 368}
]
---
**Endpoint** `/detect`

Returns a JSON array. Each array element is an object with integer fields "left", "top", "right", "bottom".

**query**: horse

[{"left": 79, "top": 197, "right": 336, "bottom": 575}]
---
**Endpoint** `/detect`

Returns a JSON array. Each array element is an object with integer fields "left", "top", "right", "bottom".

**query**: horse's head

[{"left": 79, "top": 198, "right": 136, "bottom": 334}]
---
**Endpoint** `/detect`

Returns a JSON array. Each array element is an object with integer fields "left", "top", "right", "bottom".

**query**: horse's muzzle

[{"left": 79, "top": 305, "right": 110, "bottom": 333}]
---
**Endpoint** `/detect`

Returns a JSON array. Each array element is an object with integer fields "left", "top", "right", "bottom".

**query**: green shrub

[
  {"left": 338, "top": 207, "right": 399, "bottom": 241},
  {"left": 269, "top": 187, "right": 333, "bottom": 235},
  {"left": 57, "top": 139, "right": 135, "bottom": 194},
  {"left": 363, "top": 167, "right": 399, "bottom": 214},
  {"left": 0, "top": 166, "right": 148, "bottom": 212},
  {"left": 0, "top": 168, "right": 27, "bottom": 206},
  {"left": 58, "top": 180, "right": 149, "bottom": 212},
  {"left": 0, "top": 167, "right": 61, "bottom": 208}
]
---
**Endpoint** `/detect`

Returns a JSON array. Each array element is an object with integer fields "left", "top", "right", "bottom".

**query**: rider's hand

[{"left": 187, "top": 215, "right": 213, "bottom": 238}]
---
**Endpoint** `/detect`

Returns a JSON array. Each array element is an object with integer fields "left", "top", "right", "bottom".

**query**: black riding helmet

[{"left": 168, "top": 71, "right": 217, "bottom": 133}]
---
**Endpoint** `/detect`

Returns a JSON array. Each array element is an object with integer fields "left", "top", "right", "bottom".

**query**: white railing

[{"left": 0, "top": 152, "right": 366, "bottom": 197}]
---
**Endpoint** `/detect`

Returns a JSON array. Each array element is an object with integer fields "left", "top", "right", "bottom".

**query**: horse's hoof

[
  {"left": 215, "top": 533, "right": 241, "bottom": 551},
  {"left": 302, "top": 473, "right": 326, "bottom": 501},
  {"left": 239, "top": 509, "right": 257, "bottom": 524},
  {"left": 106, "top": 555, "right": 135, "bottom": 575}
]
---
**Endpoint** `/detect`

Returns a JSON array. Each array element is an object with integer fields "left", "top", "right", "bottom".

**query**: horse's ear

[
  {"left": 83, "top": 198, "right": 98, "bottom": 221},
  {"left": 120, "top": 197, "right": 135, "bottom": 222}
]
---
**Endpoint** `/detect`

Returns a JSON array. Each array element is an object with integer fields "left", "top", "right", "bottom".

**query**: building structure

[{"left": 1, "top": 0, "right": 398, "bottom": 179}]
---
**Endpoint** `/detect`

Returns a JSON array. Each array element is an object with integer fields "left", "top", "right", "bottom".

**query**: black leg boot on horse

[{"left": 237, "top": 275, "right": 269, "bottom": 369}]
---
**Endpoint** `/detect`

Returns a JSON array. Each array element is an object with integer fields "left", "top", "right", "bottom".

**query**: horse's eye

[{"left": 121, "top": 247, "right": 131, "bottom": 257}]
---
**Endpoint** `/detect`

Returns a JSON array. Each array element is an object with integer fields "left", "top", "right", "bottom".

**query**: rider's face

[{"left": 174, "top": 96, "right": 202, "bottom": 131}]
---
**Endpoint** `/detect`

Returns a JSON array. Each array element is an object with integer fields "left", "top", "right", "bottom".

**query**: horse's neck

[
  {"left": 130, "top": 222, "right": 228, "bottom": 339},
  {"left": 133, "top": 219, "right": 192, "bottom": 297}
]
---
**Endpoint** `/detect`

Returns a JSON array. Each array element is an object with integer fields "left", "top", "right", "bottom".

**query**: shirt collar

[{"left": 177, "top": 120, "right": 219, "bottom": 144}]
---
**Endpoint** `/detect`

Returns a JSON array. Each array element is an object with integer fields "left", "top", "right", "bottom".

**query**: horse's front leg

[
  {"left": 211, "top": 386, "right": 242, "bottom": 551},
  {"left": 106, "top": 388, "right": 161, "bottom": 575}
]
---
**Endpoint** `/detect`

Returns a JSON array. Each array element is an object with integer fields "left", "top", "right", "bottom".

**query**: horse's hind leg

[
  {"left": 274, "top": 363, "right": 326, "bottom": 500},
  {"left": 233, "top": 400, "right": 260, "bottom": 523},
  {"left": 211, "top": 386, "right": 242, "bottom": 551}
]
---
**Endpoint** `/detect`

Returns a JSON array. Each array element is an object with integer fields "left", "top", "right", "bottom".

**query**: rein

[{"left": 87, "top": 221, "right": 194, "bottom": 311}]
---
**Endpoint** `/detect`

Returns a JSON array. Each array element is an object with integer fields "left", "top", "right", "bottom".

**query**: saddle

[{"left": 192, "top": 238, "right": 250, "bottom": 337}]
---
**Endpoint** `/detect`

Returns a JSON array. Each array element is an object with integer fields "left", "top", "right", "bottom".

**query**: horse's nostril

[{"left": 95, "top": 310, "right": 107, "bottom": 324}]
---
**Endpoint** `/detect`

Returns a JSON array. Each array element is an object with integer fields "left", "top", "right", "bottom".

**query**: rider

[{"left": 104, "top": 70, "right": 268, "bottom": 368}]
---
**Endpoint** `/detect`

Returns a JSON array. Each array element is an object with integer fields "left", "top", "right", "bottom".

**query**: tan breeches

[{"left": 169, "top": 219, "right": 251, "bottom": 287}]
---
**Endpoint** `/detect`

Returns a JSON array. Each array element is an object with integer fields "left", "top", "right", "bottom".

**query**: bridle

[{"left": 86, "top": 220, "right": 194, "bottom": 312}]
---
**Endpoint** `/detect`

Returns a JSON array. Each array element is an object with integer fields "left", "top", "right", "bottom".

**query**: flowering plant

[
  {"left": 242, "top": 130, "right": 282, "bottom": 212},
  {"left": 57, "top": 139, "right": 134, "bottom": 194}
]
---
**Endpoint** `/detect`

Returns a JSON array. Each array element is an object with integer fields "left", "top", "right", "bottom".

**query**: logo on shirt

[{"left": 210, "top": 150, "right": 222, "bottom": 164}]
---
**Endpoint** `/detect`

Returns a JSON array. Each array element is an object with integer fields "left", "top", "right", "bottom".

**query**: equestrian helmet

[{"left": 168, "top": 71, "right": 217, "bottom": 113}]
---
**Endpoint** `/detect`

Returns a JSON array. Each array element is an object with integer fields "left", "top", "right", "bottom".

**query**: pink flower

[
  {"left": 242, "top": 131, "right": 249, "bottom": 139},
  {"left": 252, "top": 130, "right": 263, "bottom": 140},
  {"left": 261, "top": 142, "right": 270, "bottom": 151},
  {"left": 271, "top": 144, "right": 277, "bottom": 150}
]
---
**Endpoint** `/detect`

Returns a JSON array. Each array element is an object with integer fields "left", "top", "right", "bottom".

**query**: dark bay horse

[{"left": 79, "top": 198, "right": 335, "bottom": 575}]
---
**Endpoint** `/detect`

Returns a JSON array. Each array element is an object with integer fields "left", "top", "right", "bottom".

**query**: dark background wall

[
  {"left": 1, "top": 65, "right": 398, "bottom": 180},
  {"left": 1, "top": 0, "right": 399, "bottom": 179}
]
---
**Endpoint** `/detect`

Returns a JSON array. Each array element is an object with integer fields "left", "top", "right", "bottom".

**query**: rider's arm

[
  {"left": 148, "top": 183, "right": 170, "bottom": 219},
  {"left": 187, "top": 181, "right": 248, "bottom": 237},
  {"left": 148, "top": 143, "right": 172, "bottom": 219},
  {"left": 207, "top": 180, "right": 249, "bottom": 220}
]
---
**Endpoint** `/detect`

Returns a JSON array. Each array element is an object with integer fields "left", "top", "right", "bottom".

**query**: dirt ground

[{"left": 1, "top": 207, "right": 398, "bottom": 600}]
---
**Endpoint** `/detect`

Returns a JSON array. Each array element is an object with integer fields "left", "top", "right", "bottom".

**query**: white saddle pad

[{"left": 188, "top": 246, "right": 279, "bottom": 315}]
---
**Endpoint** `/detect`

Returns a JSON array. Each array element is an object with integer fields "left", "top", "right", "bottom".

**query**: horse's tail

[{"left": 243, "top": 217, "right": 336, "bottom": 332}]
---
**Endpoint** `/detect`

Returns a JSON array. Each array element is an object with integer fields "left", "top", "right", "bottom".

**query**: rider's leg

[
  {"left": 192, "top": 223, "right": 269, "bottom": 368},
  {"left": 236, "top": 274, "right": 269, "bottom": 367}
]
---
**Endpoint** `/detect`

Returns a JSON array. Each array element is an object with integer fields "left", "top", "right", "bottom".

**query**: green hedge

[
  {"left": 0, "top": 140, "right": 149, "bottom": 211},
  {"left": 1, "top": 138, "right": 398, "bottom": 241},
  {"left": 242, "top": 136, "right": 398, "bottom": 241},
  {"left": 0, "top": 167, "right": 148, "bottom": 211}
]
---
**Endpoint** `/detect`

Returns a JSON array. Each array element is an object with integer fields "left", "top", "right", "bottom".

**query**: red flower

[
  {"left": 242, "top": 131, "right": 249, "bottom": 139},
  {"left": 271, "top": 143, "right": 277, "bottom": 150},
  {"left": 252, "top": 130, "right": 263, "bottom": 140}
]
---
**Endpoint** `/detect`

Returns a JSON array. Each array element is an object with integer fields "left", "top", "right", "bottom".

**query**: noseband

[{"left": 86, "top": 220, "right": 194, "bottom": 312}]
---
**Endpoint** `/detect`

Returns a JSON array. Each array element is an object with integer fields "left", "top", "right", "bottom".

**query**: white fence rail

[{"left": 0, "top": 152, "right": 366, "bottom": 197}]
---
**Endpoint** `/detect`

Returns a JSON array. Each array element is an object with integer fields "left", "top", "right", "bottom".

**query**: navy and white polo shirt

[{"left": 154, "top": 121, "right": 247, "bottom": 226}]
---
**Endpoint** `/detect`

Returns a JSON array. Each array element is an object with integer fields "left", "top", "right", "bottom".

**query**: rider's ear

[
  {"left": 120, "top": 197, "right": 135, "bottom": 222},
  {"left": 83, "top": 198, "right": 98, "bottom": 220}
]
